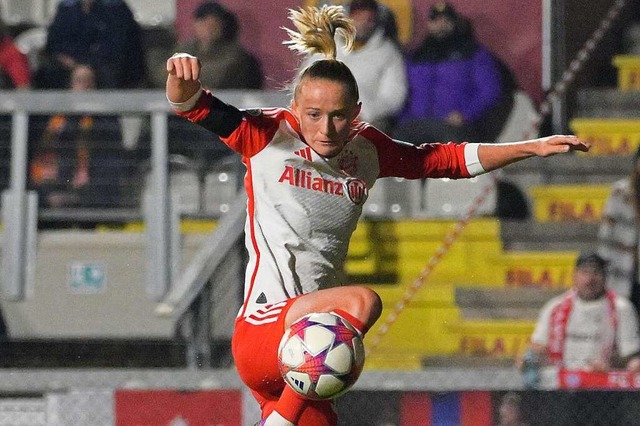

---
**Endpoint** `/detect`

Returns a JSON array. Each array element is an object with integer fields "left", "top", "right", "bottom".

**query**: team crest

[{"left": 344, "top": 178, "right": 367, "bottom": 205}]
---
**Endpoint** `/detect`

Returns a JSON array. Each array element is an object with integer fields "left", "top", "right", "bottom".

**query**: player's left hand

[{"left": 533, "top": 135, "right": 590, "bottom": 157}]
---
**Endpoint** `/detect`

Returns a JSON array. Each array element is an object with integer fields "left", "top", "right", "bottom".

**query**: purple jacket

[{"left": 400, "top": 46, "right": 502, "bottom": 123}]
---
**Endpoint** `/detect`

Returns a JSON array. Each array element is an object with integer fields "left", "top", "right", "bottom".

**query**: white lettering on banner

[
  {"left": 559, "top": 369, "right": 640, "bottom": 389},
  {"left": 608, "top": 372, "right": 631, "bottom": 389}
]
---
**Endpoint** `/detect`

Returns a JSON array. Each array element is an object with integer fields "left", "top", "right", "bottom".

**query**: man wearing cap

[
  {"left": 523, "top": 253, "right": 640, "bottom": 373},
  {"left": 393, "top": 2, "right": 504, "bottom": 145},
  {"left": 519, "top": 255, "right": 640, "bottom": 426}
]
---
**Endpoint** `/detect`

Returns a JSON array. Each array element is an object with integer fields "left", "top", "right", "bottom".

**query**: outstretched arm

[
  {"left": 166, "top": 53, "right": 202, "bottom": 104},
  {"left": 478, "top": 135, "right": 590, "bottom": 172}
]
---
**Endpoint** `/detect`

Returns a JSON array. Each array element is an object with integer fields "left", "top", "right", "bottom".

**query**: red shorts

[{"left": 231, "top": 299, "right": 337, "bottom": 425}]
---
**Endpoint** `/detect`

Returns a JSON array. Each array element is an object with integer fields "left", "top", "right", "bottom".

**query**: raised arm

[
  {"left": 166, "top": 53, "right": 202, "bottom": 103},
  {"left": 477, "top": 135, "right": 590, "bottom": 172}
]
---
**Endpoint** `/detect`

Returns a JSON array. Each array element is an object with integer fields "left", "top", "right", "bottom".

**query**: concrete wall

[{"left": 0, "top": 231, "right": 210, "bottom": 339}]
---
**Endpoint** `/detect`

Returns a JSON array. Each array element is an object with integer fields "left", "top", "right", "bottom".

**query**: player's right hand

[{"left": 166, "top": 53, "right": 201, "bottom": 81}]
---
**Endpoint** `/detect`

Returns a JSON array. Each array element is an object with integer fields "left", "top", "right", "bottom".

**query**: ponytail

[{"left": 283, "top": 6, "right": 360, "bottom": 103}]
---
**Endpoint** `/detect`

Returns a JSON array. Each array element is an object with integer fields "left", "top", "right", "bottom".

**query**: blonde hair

[
  {"left": 283, "top": 6, "right": 360, "bottom": 103},
  {"left": 282, "top": 5, "right": 356, "bottom": 60}
]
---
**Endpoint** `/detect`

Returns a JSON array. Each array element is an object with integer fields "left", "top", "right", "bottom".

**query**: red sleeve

[
  {"left": 0, "top": 38, "right": 31, "bottom": 87},
  {"left": 175, "top": 91, "right": 281, "bottom": 158},
  {"left": 359, "top": 125, "right": 471, "bottom": 179},
  {"left": 220, "top": 108, "right": 284, "bottom": 158}
]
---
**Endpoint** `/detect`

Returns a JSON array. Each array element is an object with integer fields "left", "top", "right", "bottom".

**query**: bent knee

[{"left": 351, "top": 286, "right": 382, "bottom": 324}]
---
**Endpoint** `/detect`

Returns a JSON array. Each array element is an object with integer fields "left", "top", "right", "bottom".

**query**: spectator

[
  {"left": 519, "top": 253, "right": 640, "bottom": 426},
  {"left": 392, "top": 2, "right": 504, "bottom": 144},
  {"left": 0, "top": 18, "right": 31, "bottom": 89},
  {"left": 0, "top": 16, "right": 32, "bottom": 191},
  {"left": 36, "top": 0, "right": 146, "bottom": 89},
  {"left": 375, "top": 1, "right": 399, "bottom": 44},
  {"left": 299, "top": 0, "right": 407, "bottom": 132},
  {"left": 177, "top": 1, "right": 263, "bottom": 90},
  {"left": 29, "top": 64, "right": 124, "bottom": 211},
  {"left": 598, "top": 147, "right": 640, "bottom": 308},
  {"left": 520, "top": 253, "right": 640, "bottom": 374}
]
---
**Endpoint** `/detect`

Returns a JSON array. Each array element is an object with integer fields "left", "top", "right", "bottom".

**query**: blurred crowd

[
  {"left": 0, "top": 0, "right": 634, "bottom": 234},
  {"left": 0, "top": 0, "right": 521, "bottom": 218}
]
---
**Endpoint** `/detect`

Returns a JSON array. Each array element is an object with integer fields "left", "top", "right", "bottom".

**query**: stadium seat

[
  {"left": 125, "top": 0, "right": 175, "bottom": 27},
  {"left": 495, "top": 90, "right": 540, "bottom": 143},
  {"left": 420, "top": 173, "right": 497, "bottom": 218},
  {"left": 142, "top": 154, "right": 202, "bottom": 215},
  {"left": 362, "top": 177, "right": 420, "bottom": 218},
  {"left": 613, "top": 55, "right": 640, "bottom": 91},
  {"left": 529, "top": 184, "right": 611, "bottom": 222},
  {"left": 203, "top": 157, "right": 242, "bottom": 217},
  {"left": 570, "top": 117, "right": 640, "bottom": 155}
]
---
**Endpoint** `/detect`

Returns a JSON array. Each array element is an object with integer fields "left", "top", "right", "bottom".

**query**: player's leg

[
  {"left": 285, "top": 285, "right": 382, "bottom": 333},
  {"left": 234, "top": 300, "right": 337, "bottom": 425},
  {"left": 236, "top": 288, "right": 382, "bottom": 425},
  {"left": 262, "top": 286, "right": 382, "bottom": 425},
  {"left": 233, "top": 302, "right": 295, "bottom": 421},
  {"left": 261, "top": 396, "right": 336, "bottom": 426}
]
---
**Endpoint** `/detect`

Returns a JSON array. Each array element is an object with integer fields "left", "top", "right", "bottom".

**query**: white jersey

[
  {"left": 175, "top": 90, "right": 483, "bottom": 321},
  {"left": 531, "top": 292, "right": 640, "bottom": 368}
]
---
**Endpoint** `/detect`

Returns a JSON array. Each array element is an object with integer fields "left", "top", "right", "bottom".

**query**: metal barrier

[
  {"left": 0, "top": 89, "right": 289, "bottom": 367},
  {"left": 0, "top": 367, "right": 636, "bottom": 425}
]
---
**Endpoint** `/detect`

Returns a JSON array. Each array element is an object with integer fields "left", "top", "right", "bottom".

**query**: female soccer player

[{"left": 166, "top": 6, "right": 589, "bottom": 425}]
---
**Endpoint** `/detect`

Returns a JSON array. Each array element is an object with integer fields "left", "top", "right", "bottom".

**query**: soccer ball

[{"left": 278, "top": 312, "right": 365, "bottom": 400}]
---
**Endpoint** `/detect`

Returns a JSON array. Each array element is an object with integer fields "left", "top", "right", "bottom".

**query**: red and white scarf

[{"left": 547, "top": 290, "right": 618, "bottom": 366}]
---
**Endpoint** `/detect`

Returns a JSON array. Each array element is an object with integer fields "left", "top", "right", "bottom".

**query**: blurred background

[{"left": 0, "top": 0, "right": 639, "bottom": 424}]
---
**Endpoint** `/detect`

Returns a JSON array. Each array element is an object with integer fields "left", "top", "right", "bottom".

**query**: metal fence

[{"left": 0, "top": 89, "right": 287, "bottom": 368}]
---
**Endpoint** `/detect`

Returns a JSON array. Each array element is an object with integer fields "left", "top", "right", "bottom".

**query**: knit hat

[
  {"left": 428, "top": 2, "right": 458, "bottom": 20},
  {"left": 349, "top": 0, "right": 379, "bottom": 13}
]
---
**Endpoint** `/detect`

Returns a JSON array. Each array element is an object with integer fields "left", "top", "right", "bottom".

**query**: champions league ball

[{"left": 278, "top": 312, "right": 365, "bottom": 400}]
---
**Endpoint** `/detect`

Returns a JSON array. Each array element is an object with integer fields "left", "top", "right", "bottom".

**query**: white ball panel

[
  {"left": 304, "top": 325, "right": 335, "bottom": 355},
  {"left": 315, "top": 374, "right": 346, "bottom": 399},
  {"left": 280, "top": 335, "right": 306, "bottom": 367},
  {"left": 324, "top": 343, "right": 352, "bottom": 374},
  {"left": 307, "top": 312, "right": 339, "bottom": 326}
]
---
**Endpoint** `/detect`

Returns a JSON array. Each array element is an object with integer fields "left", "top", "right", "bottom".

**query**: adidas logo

[
  {"left": 256, "top": 292, "right": 267, "bottom": 304},
  {"left": 292, "top": 377, "right": 305, "bottom": 391},
  {"left": 294, "top": 147, "right": 312, "bottom": 161}
]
